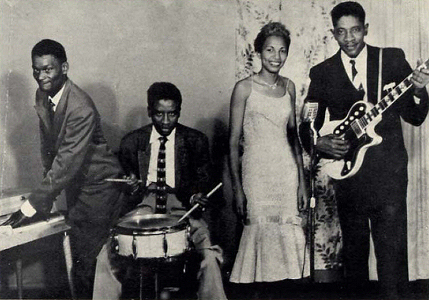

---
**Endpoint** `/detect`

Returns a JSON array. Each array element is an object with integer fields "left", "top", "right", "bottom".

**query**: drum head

[{"left": 115, "top": 214, "right": 187, "bottom": 235}]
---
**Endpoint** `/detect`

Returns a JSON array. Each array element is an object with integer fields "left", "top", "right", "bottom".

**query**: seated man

[{"left": 93, "top": 82, "right": 227, "bottom": 300}]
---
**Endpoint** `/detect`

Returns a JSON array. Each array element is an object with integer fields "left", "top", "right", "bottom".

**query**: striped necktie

[{"left": 155, "top": 136, "right": 168, "bottom": 213}]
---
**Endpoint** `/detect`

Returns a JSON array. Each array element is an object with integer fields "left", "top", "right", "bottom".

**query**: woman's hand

[
  {"left": 297, "top": 182, "right": 309, "bottom": 212},
  {"left": 234, "top": 188, "right": 247, "bottom": 223}
]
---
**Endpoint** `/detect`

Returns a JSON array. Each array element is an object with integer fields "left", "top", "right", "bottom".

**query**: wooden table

[{"left": 0, "top": 190, "right": 75, "bottom": 299}]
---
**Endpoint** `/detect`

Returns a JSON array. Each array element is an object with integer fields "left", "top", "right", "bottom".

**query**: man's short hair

[
  {"left": 147, "top": 82, "right": 182, "bottom": 110},
  {"left": 331, "top": 1, "right": 366, "bottom": 27},
  {"left": 31, "top": 39, "right": 67, "bottom": 64}
]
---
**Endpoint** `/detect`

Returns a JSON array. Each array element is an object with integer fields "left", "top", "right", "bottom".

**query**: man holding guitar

[{"left": 301, "top": 1, "right": 429, "bottom": 299}]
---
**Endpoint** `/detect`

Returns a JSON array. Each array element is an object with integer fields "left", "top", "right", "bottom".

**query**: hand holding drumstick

[
  {"left": 177, "top": 182, "right": 223, "bottom": 223},
  {"left": 105, "top": 173, "right": 142, "bottom": 194}
]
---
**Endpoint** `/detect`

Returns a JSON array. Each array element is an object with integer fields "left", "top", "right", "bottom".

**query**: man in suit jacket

[
  {"left": 300, "top": 2, "right": 429, "bottom": 298},
  {"left": 93, "top": 82, "right": 227, "bottom": 300},
  {"left": 2, "top": 39, "right": 124, "bottom": 298}
]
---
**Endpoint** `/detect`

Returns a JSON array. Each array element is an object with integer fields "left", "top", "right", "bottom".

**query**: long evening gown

[{"left": 230, "top": 78, "right": 309, "bottom": 283}]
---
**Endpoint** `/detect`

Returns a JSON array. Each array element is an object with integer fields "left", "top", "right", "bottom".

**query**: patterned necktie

[
  {"left": 155, "top": 136, "right": 168, "bottom": 213},
  {"left": 48, "top": 98, "right": 55, "bottom": 124},
  {"left": 350, "top": 59, "right": 358, "bottom": 81}
]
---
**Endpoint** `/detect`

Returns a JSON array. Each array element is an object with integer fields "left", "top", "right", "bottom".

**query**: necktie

[
  {"left": 155, "top": 136, "right": 168, "bottom": 213},
  {"left": 350, "top": 59, "right": 358, "bottom": 82},
  {"left": 48, "top": 98, "right": 55, "bottom": 124}
]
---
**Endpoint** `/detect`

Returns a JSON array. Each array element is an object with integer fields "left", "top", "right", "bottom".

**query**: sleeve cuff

[{"left": 21, "top": 200, "right": 37, "bottom": 217}]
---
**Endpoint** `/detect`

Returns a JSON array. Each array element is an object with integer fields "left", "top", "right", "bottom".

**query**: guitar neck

[{"left": 357, "top": 59, "right": 429, "bottom": 130}]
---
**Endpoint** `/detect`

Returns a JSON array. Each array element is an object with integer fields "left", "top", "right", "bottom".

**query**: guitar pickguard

[
  {"left": 332, "top": 102, "right": 367, "bottom": 137},
  {"left": 319, "top": 101, "right": 382, "bottom": 179}
]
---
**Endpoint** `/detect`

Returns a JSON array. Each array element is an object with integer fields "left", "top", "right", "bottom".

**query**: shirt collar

[
  {"left": 341, "top": 44, "right": 367, "bottom": 67},
  {"left": 150, "top": 126, "right": 176, "bottom": 144},
  {"left": 48, "top": 83, "right": 66, "bottom": 109}
]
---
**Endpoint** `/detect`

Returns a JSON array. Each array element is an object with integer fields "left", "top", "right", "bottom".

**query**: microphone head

[{"left": 302, "top": 102, "right": 318, "bottom": 122}]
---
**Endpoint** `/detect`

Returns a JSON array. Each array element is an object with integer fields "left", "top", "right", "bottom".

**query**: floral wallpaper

[{"left": 236, "top": 0, "right": 343, "bottom": 272}]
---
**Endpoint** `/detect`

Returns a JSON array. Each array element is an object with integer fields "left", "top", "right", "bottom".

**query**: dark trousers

[
  {"left": 66, "top": 181, "right": 124, "bottom": 299},
  {"left": 336, "top": 177, "right": 409, "bottom": 297}
]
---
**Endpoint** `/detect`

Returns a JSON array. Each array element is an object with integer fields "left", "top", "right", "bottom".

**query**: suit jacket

[
  {"left": 31, "top": 79, "right": 123, "bottom": 215},
  {"left": 118, "top": 123, "right": 212, "bottom": 210},
  {"left": 302, "top": 45, "right": 428, "bottom": 190}
]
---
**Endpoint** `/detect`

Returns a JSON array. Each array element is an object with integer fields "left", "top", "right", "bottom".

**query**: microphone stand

[{"left": 308, "top": 121, "right": 318, "bottom": 283}]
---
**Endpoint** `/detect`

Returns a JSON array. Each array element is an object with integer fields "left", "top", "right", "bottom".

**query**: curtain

[{"left": 235, "top": 0, "right": 429, "bottom": 281}]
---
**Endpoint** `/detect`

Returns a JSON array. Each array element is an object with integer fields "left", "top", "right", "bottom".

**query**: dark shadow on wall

[
  {"left": 122, "top": 105, "right": 149, "bottom": 136},
  {"left": 3, "top": 72, "right": 42, "bottom": 190},
  {"left": 195, "top": 106, "right": 242, "bottom": 272},
  {"left": 84, "top": 83, "right": 126, "bottom": 153}
]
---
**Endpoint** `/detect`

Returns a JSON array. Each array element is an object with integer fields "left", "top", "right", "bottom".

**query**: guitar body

[{"left": 319, "top": 101, "right": 383, "bottom": 180}]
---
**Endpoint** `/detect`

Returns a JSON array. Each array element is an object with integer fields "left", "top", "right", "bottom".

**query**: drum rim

[{"left": 114, "top": 213, "right": 188, "bottom": 235}]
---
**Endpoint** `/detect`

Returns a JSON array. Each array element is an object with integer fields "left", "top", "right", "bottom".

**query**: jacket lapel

[
  {"left": 331, "top": 50, "right": 356, "bottom": 91},
  {"left": 34, "top": 89, "right": 52, "bottom": 131},
  {"left": 33, "top": 79, "right": 72, "bottom": 135},
  {"left": 52, "top": 80, "right": 71, "bottom": 138},
  {"left": 138, "top": 126, "right": 152, "bottom": 185},
  {"left": 174, "top": 126, "right": 185, "bottom": 189}
]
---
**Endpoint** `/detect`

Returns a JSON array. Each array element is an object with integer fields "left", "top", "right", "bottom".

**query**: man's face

[
  {"left": 332, "top": 15, "right": 368, "bottom": 58},
  {"left": 32, "top": 54, "right": 68, "bottom": 96},
  {"left": 148, "top": 99, "right": 180, "bottom": 136}
]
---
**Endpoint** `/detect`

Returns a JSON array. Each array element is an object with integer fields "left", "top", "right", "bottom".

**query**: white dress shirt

[
  {"left": 341, "top": 44, "right": 368, "bottom": 102},
  {"left": 48, "top": 83, "right": 66, "bottom": 112},
  {"left": 147, "top": 126, "right": 176, "bottom": 188}
]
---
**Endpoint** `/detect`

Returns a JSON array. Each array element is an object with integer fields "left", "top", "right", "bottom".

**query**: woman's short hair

[{"left": 254, "top": 22, "right": 291, "bottom": 54}]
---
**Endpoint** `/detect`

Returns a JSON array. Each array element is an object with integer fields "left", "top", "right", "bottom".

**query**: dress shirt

[
  {"left": 341, "top": 44, "right": 368, "bottom": 101},
  {"left": 147, "top": 126, "right": 176, "bottom": 188},
  {"left": 48, "top": 83, "right": 66, "bottom": 112}
]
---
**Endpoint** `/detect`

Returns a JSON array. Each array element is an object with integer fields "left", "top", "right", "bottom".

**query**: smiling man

[
  {"left": 2, "top": 39, "right": 124, "bottom": 298},
  {"left": 300, "top": 2, "right": 429, "bottom": 299}
]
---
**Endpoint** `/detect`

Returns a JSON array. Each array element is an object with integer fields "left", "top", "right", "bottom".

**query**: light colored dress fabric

[{"left": 230, "top": 79, "right": 309, "bottom": 283}]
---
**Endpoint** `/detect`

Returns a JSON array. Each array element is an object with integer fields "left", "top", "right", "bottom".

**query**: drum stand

[
  {"left": 138, "top": 259, "right": 161, "bottom": 300},
  {"left": 137, "top": 256, "right": 187, "bottom": 300}
]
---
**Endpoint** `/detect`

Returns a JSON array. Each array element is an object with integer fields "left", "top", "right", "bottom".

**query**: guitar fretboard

[{"left": 354, "top": 59, "right": 429, "bottom": 136}]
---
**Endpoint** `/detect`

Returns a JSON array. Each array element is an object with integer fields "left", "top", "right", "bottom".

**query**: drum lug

[
  {"left": 132, "top": 235, "right": 137, "bottom": 260},
  {"left": 163, "top": 232, "right": 168, "bottom": 258},
  {"left": 186, "top": 226, "right": 192, "bottom": 252},
  {"left": 111, "top": 234, "right": 119, "bottom": 253}
]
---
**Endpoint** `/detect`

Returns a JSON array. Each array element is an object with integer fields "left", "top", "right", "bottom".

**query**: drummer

[{"left": 93, "top": 82, "right": 228, "bottom": 300}]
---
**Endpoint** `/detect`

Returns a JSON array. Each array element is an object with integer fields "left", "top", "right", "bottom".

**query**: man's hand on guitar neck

[
  {"left": 411, "top": 59, "right": 429, "bottom": 96},
  {"left": 316, "top": 134, "right": 350, "bottom": 159}
]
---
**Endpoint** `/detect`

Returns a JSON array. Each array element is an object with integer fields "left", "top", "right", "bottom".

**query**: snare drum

[{"left": 112, "top": 214, "right": 190, "bottom": 259}]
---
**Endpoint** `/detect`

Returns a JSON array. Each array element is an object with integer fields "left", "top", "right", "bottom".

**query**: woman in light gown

[{"left": 228, "top": 22, "right": 309, "bottom": 296}]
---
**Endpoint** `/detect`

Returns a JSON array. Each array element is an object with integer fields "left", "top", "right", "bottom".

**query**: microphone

[
  {"left": 302, "top": 102, "right": 318, "bottom": 145},
  {"left": 302, "top": 102, "right": 318, "bottom": 122},
  {"left": 302, "top": 102, "right": 319, "bottom": 209}
]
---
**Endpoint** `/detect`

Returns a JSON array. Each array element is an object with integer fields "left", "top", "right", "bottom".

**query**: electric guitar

[{"left": 319, "top": 59, "right": 429, "bottom": 180}]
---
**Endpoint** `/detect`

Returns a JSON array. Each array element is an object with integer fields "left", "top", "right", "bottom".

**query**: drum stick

[
  {"left": 177, "top": 182, "right": 223, "bottom": 223},
  {"left": 105, "top": 178, "right": 143, "bottom": 183}
]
